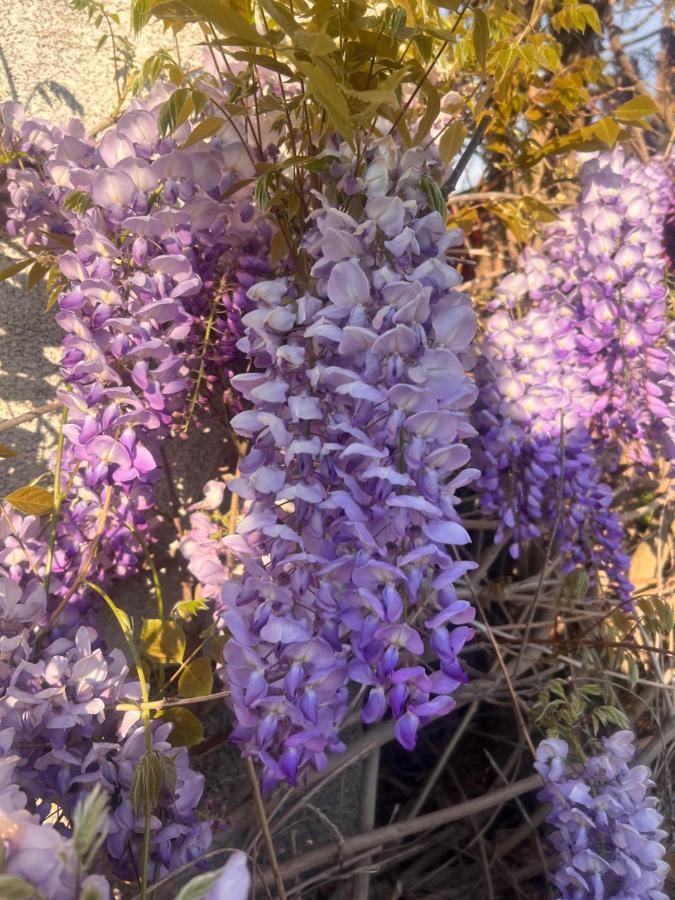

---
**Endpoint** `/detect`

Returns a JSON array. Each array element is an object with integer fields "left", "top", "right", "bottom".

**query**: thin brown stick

[
  {"left": 264, "top": 774, "right": 543, "bottom": 884},
  {"left": 352, "top": 748, "right": 380, "bottom": 900},
  {"left": 0, "top": 400, "right": 61, "bottom": 433},
  {"left": 247, "top": 757, "right": 288, "bottom": 900}
]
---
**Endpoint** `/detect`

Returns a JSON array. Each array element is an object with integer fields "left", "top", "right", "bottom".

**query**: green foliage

[
  {"left": 130, "top": 749, "right": 177, "bottom": 815},
  {"left": 158, "top": 706, "right": 205, "bottom": 746},
  {"left": 178, "top": 657, "right": 214, "bottom": 698},
  {"left": 0, "top": 878, "right": 40, "bottom": 900},
  {"left": 535, "top": 679, "right": 629, "bottom": 754},
  {"left": 140, "top": 618, "right": 187, "bottom": 664},
  {"left": 72, "top": 786, "right": 109, "bottom": 870},
  {"left": 123, "top": 0, "right": 670, "bottom": 251},
  {"left": 4, "top": 485, "right": 54, "bottom": 516}
]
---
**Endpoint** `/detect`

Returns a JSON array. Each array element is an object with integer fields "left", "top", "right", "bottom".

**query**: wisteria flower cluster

[
  {"left": 535, "top": 731, "right": 669, "bottom": 899},
  {"left": 210, "top": 135, "right": 480, "bottom": 789},
  {"left": 0, "top": 89, "right": 268, "bottom": 613},
  {"left": 0, "top": 728, "right": 110, "bottom": 899},
  {"left": 474, "top": 148, "right": 674, "bottom": 607},
  {"left": 0, "top": 573, "right": 211, "bottom": 882}
]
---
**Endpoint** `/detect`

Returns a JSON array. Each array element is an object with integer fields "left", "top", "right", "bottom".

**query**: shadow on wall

[
  {"left": 0, "top": 43, "right": 84, "bottom": 115},
  {"left": 0, "top": 249, "right": 62, "bottom": 494}
]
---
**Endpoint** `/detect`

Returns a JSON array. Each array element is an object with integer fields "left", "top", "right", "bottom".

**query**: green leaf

[
  {"left": 421, "top": 175, "right": 447, "bottom": 223},
  {"left": 178, "top": 657, "right": 213, "bottom": 699},
  {"left": 232, "top": 51, "right": 294, "bottom": 77},
  {"left": 592, "top": 116, "right": 620, "bottom": 147},
  {"left": 414, "top": 82, "right": 441, "bottom": 144},
  {"left": 0, "top": 877, "right": 40, "bottom": 899},
  {"left": 577, "top": 3, "right": 601, "bottom": 34},
  {"left": 27, "top": 260, "right": 49, "bottom": 290},
  {"left": 294, "top": 30, "right": 335, "bottom": 57},
  {"left": 63, "top": 190, "right": 93, "bottom": 214},
  {"left": 472, "top": 8, "right": 489, "bottom": 68},
  {"left": 158, "top": 706, "right": 205, "bottom": 747},
  {"left": 181, "top": 116, "right": 225, "bottom": 149},
  {"left": 140, "top": 618, "right": 186, "bottom": 664},
  {"left": 131, "top": 0, "right": 153, "bottom": 33},
  {"left": 130, "top": 749, "right": 164, "bottom": 815},
  {"left": 5, "top": 485, "right": 54, "bottom": 516},
  {"left": 176, "top": 871, "right": 223, "bottom": 900},
  {"left": 439, "top": 121, "right": 466, "bottom": 166},
  {"left": 384, "top": 6, "right": 407, "bottom": 41},
  {"left": 257, "top": 0, "right": 297, "bottom": 36},
  {"left": 171, "top": 596, "right": 208, "bottom": 622},
  {"left": 72, "top": 785, "right": 109, "bottom": 865},
  {"left": 0, "top": 444, "right": 16, "bottom": 458},
  {"left": 614, "top": 95, "right": 659, "bottom": 122},
  {"left": 158, "top": 88, "right": 189, "bottom": 137},
  {"left": 0, "top": 258, "right": 33, "bottom": 282},
  {"left": 183, "top": 0, "right": 267, "bottom": 46},
  {"left": 535, "top": 43, "right": 561, "bottom": 73},
  {"left": 293, "top": 60, "right": 354, "bottom": 141}
]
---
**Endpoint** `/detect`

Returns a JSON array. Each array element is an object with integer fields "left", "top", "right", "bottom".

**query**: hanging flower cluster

[
  {"left": 474, "top": 149, "right": 674, "bottom": 606},
  {"left": 215, "top": 136, "right": 479, "bottom": 789},
  {"left": 0, "top": 574, "right": 211, "bottom": 882},
  {"left": 0, "top": 91, "right": 269, "bottom": 612},
  {"left": 535, "top": 731, "right": 669, "bottom": 899},
  {"left": 0, "top": 729, "right": 110, "bottom": 899}
]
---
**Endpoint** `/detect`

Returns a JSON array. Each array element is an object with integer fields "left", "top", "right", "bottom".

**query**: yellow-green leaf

[
  {"left": 181, "top": 116, "right": 225, "bottom": 149},
  {"left": 158, "top": 707, "right": 204, "bottom": 747},
  {"left": 140, "top": 619, "right": 186, "bottom": 664},
  {"left": 294, "top": 60, "right": 354, "bottom": 141},
  {"left": 439, "top": 121, "right": 467, "bottom": 166},
  {"left": 27, "top": 260, "right": 49, "bottom": 291},
  {"left": 472, "top": 8, "right": 489, "bottom": 69},
  {"left": 0, "top": 258, "right": 33, "bottom": 282},
  {"left": 0, "top": 444, "right": 16, "bottom": 459},
  {"left": 5, "top": 485, "right": 54, "bottom": 516},
  {"left": 614, "top": 95, "right": 659, "bottom": 122},
  {"left": 183, "top": 0, "right": 266, "bottom": 46},
  {"left": 592, "top": 116, "right": 620, "bottom": 147},
  {"left": 535, "top": 43, "right": 561, "bottom": 73},
  {"left": 178, "top": 657, "right": 213, "bottom": 698},
  {"left": 577, "top": 3, "right": 601, "bottom": 34}
]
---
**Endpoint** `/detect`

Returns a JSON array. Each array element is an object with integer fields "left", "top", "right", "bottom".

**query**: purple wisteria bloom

[
  {"left": 474, "top": 149, "right": 674, "bottom": 608},
  {"left": 535, "top": 731, "right": 669, "bottom": 899},
  {"left": 0, "top": 729, "right": 110, "bottom": 899},
  {"left": 218, "top": 136, "right": 479, "bottom": 789}
]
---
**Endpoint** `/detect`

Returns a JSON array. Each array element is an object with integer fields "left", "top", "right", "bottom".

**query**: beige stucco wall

[{"left": 0, "top": 0, "right": 200, "bottom": 492}]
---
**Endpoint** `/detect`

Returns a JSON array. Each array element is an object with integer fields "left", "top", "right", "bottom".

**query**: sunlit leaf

[
  {"left": 472, "top": 8, "right": 489, "bottom": 68},
  {"left": 140, "top": 618, "right": 186, "bottom": 664},
  {"left": 439, "top": 121, "right": 466, "bottom": 166},
  {"left": 592, "top": 116, "right": 620, "bottom": 147},
  {"left": 178, "top": 657, "right": 213, "bottom": 698},
  {"left": 158, "top": 706, "right": 205, "bottom": 746},
  {"left": 0, "top": 258, "right": 33, "bottom": 282},
  {"left": 5, "top": 485, "right": 54, "bottom": 516},
  {"left": 614, "top": 95, "right": 659, "bottom": 122},
  {"left": 0, "top": 444, "right": 16, "bottom": 459},
  {"left": 181, "top": 116, "right": 226, "bottom": 148}
]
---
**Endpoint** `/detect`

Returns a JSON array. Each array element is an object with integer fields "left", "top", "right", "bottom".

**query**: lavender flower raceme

[
  {"left": 217, "top": 137, "right": 479, "bottom": 789},
  {"left": 474, "top": 149, "right": 674, "bottom": 607},
  {"left": 0, "top": 89, "right": 267, "bottom": 615},
  {"left": 0, "top": 728, "right": 110, "bottom": 899},
  {"left": 0, "top": 573, "right": 211, "bottom": 880},
  {"left": 535, "top": 731, "right": 669, "bottom": 899}
]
